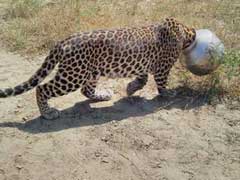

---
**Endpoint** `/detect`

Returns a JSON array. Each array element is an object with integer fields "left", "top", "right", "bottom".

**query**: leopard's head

[
  {"left": 181, "top": 26, "right": 196, "bottom": 50},
  {"left": 163, "top": 17, "right": 196, "bottom": 50}
]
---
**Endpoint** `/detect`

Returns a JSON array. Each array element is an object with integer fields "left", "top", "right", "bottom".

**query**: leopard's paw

[
  {"left": 158, "top": 89, "right": 177, "bottom": 98},
  {"left": 42, "top": 108, "right": 60, "bottom": 120},
  {"left": 94, "top": 89, "right": 113, "bottom": 101},
  {"left": 127, "top": 80, "right": 144, "bottom": 96}
]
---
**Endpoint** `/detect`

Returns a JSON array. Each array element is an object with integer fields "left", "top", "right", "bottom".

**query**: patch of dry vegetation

[{"left": 0, "top": 0, "right": 239, "bottom": 100}]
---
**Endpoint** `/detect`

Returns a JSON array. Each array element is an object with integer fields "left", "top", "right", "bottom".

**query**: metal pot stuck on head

[{"left": 181, "top": 29, "right": 225, "bottom": 76}]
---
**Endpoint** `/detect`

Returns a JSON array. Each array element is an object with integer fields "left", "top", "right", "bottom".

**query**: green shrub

[{"left": 207, "top": 50, "right": 240, "bottom": 101}]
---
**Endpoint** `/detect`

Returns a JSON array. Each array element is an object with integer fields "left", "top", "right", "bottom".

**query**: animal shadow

[{"left": 0, "top": 87, "right": 208, "bottom": 134}]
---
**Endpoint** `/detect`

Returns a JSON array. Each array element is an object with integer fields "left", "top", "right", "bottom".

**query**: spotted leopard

[{"left": 0, "top": 18, "right": 196, "bottom": 120}]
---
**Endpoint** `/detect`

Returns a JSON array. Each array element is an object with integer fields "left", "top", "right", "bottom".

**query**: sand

[{"left": 0, "top": 49, "right": 239, "bottom": 180}]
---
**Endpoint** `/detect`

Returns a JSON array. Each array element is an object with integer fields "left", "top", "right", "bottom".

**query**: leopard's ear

[{"left": 163, "top": 17, "right": 179, "bottom": 26}]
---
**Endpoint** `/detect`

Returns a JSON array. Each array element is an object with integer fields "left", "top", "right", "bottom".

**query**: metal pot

[{"left": 181, "top": 29, "right": 225, "bottom": 76}]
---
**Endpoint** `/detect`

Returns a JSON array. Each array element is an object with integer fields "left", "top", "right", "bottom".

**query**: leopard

[{"left": 0, "top": 17, "right": 196, "bottom": 120}]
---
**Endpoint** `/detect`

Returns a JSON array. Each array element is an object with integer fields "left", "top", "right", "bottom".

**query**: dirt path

[{"left": 0, "top": 48, "right": 240, "bottom": 180}]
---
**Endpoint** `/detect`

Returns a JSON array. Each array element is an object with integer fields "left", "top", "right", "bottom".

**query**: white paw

[{"left": 95, "top": 89, "right": 113, "bottom": 101}]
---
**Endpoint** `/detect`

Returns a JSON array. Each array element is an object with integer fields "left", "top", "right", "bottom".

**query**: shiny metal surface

[{"left": 182, "top": 29, "right": 225, "bottom": 76}]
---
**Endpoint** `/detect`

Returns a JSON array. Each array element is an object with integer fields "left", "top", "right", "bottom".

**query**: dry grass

[
  {"left": 0, "top": 0, "right": 239, "bottom": 100},
  {"left": 1, "top": 0, "right": 239, "bottom": 52}
]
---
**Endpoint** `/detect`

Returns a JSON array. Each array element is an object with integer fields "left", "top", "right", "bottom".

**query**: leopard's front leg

[{"left": 154, "top": 64, "right": 177, "bottom": 97}]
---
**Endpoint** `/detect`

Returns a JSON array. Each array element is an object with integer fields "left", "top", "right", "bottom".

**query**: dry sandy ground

[{"left": 0, "top": 49, "right": 240, "bottom": 180}]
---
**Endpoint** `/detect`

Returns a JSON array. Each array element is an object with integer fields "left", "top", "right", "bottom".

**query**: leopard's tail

[{"left": 0, "top": 45, "right": 61, "bottom": 98}]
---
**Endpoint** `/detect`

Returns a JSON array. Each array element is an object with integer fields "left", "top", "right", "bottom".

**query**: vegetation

[
  {"left": 0, "top": 0, "right": 239, "bottom": 100},
  {"left": 203, "top": 50, "right": 240, "bottom": 102}
]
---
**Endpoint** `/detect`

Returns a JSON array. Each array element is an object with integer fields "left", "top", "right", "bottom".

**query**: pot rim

[{"left": 183, "top": 37, "right": 197, "bottom": 54}]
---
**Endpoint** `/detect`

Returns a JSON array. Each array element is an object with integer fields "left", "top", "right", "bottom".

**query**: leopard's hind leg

[
  {"left": 36, "top": 71, "right": 85, "bottom": 120},
  {"left": 81, "top": 71, "right": 112, "bottom": 101}
]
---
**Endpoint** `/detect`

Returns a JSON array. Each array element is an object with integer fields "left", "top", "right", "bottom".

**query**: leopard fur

[{"left": 0, "top": 18, "right": 196, "bottom": 120}]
